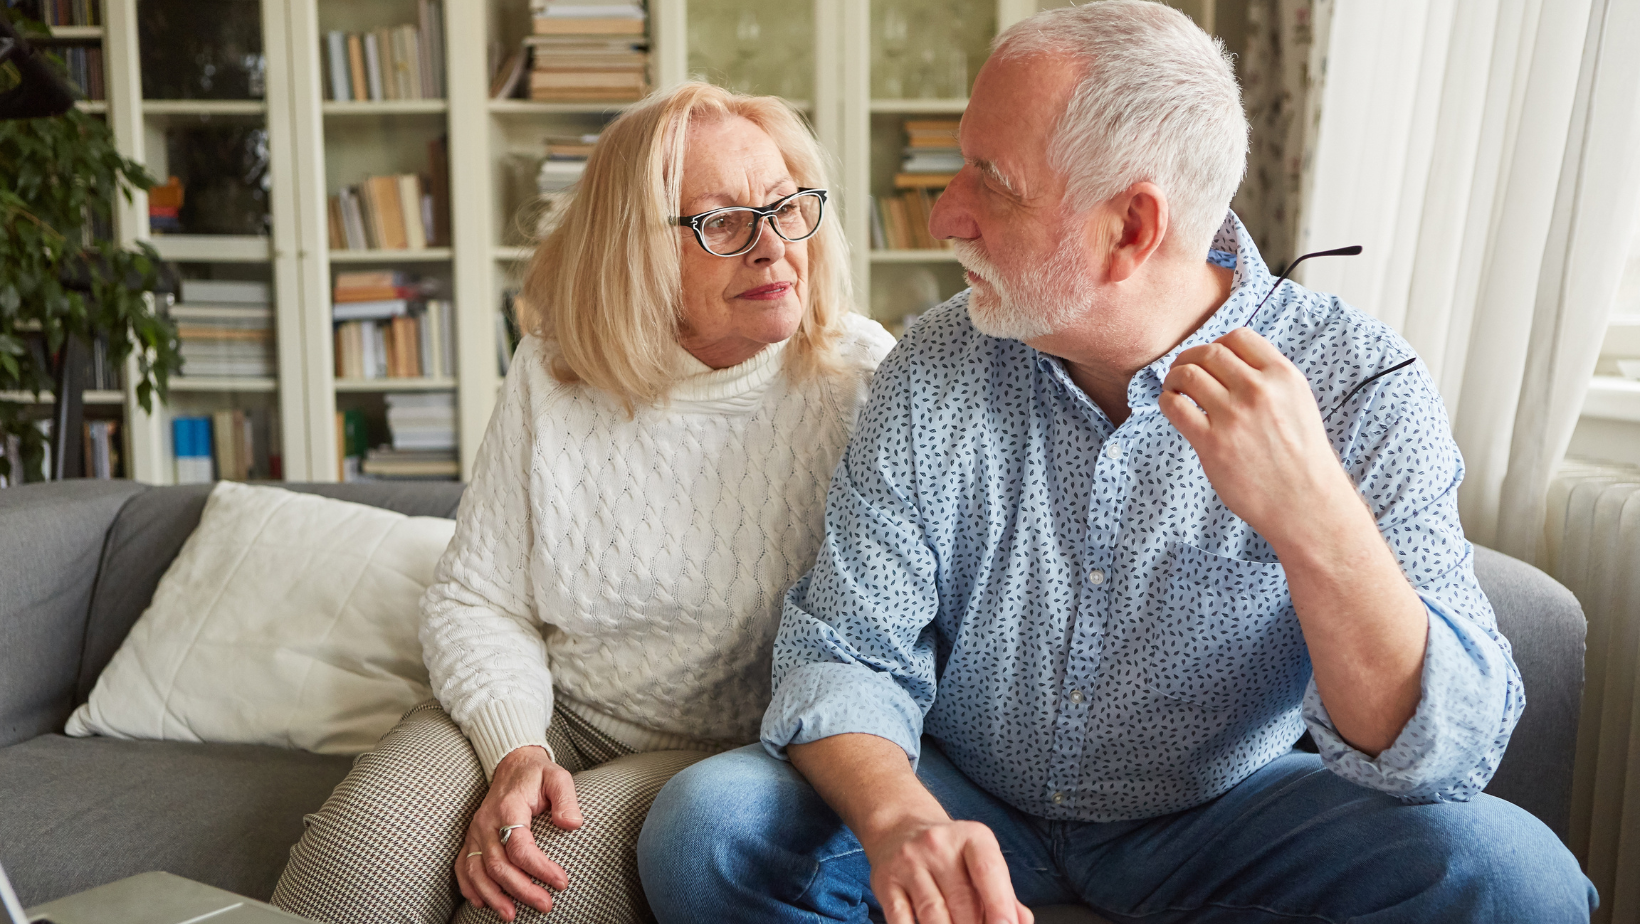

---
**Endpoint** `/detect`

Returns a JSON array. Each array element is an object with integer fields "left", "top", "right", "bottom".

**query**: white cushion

[{"left": 65, "top": 481, "right": 456, "bottom": 755}]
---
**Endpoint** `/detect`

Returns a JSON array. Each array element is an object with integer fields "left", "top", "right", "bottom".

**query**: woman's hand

[{"left": 456, "top": 745, "right": 584, "bottom": 922}]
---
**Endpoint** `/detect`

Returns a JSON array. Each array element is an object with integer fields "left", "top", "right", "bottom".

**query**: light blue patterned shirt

[{"left": 762, "top": 213, "right": 1524, "bottom": 823}]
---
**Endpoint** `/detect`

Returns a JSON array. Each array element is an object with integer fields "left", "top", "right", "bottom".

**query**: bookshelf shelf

[
  {"left": 0, "top": 390, "right": 125, "bottom": 405},
  {"left": 323, "top": 100, "right": 449, "bottom": 116},
  {"left": 47, "top": 25, "right": 105, "bottom": 40},
  {"left": 329, "top": 248, "right": 454, "bottom": 264},
  {"left": 494, "top": 246, "right": 534, "bottom": 262},
  {"left": 169, "top": 377, "right": 279, "bottom": 393},
  {"left": 487, "top": 99, "right": 630, "bottom": 116},
  {"left": 871, "top": 249, "right": 961, "bottom": 263},
  {"left": 142, "top": 100, "right": 268, "bottom": 116},
  {"left": 150, "top": 235, "right": 272, "bottom": 263},
  {"left": 870, "top": 98, "right": 970, "bottom": 114},
  {"left": 75, "top": 100, "right": 108, "bottom": 113},
  {"left": 334, "top": 377, "right": 458, "bottom": 393}
]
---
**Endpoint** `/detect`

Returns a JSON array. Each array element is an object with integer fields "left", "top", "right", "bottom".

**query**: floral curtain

[{"left": 1229, "top": 0, "right": 1330, "bottom": 275}]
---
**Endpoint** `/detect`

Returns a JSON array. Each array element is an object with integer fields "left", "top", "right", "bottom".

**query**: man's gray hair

[{"left": 992, "top": 1, "right": 1248, "bottom": 254}]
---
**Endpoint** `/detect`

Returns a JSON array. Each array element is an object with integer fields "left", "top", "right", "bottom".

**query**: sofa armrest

[
  {"left": 0, "top": 481, "right": 146, "bottom": 747},
  {"left": 272, "top": 701, "right": 484, "bottom": 924},
  {"left": 1474, "top": 545, "right": 1586, "bottom": 842}
]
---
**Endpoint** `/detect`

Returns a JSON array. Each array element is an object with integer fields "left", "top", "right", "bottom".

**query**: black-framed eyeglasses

[{"left": 671, "top": 188, "right": 828, "bottom": 257}]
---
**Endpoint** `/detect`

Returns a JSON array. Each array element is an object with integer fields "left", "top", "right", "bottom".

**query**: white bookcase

[{"left": 80, "top": 0, "right": 1216, "bottom": 485}]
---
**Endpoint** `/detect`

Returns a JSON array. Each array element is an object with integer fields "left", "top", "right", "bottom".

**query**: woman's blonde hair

[{"left": 515, "top": 81, "right": 852, "bottom": 411}]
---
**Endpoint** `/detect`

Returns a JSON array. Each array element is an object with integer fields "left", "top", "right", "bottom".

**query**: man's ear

[{"left": 1106, "top": 182, "right": 1169, "bottom": 284}]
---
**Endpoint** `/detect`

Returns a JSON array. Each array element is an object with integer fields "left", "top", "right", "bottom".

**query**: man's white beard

[{"left": 955, "top": 236, "right": 1096, "bottom": 341}]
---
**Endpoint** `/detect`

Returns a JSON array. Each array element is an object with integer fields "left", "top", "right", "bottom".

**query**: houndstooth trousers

[{"left": 272, "top": 700, "right": 711, "bottom": 924}]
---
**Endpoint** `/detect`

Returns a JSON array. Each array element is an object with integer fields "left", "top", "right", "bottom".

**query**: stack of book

[
  {"left": 172, "top": 410, "right": 263, "bottom": 483},
  {"left": 872, "top": 118, "right": 962, "bottom": 251},
  {"left": 532, "top": 132, "right": 597, "bottom": 238},
  {"left": 172, "top": 280, "right": 276, "bottom": 379},
  {"left": 61, "top": 45, "right": 104, "bottom": 100},
  {"left": 148, "top": 176, "right": 183, "bottom": 234},
  {"left": 323, "top": 1, "right": 446, "bottom": 102},
  {"left": 524, "top": 0, "right": 649, "bottom": 102},
  {"left": 332, "top": 271, "right": 455, "bottom": 381},
  {"left": 373, "top": 393, "right": 458, "bottom": 480},
  {"left": 363, "top": 446, "right": 460, "bottom": 480}
]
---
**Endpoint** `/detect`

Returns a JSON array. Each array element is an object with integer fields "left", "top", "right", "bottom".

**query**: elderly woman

[{"left": 271, "top": 82, "right": 892, "bottom": 924}]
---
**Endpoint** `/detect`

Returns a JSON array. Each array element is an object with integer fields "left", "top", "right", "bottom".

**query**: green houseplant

[{"left": 0, "top": 11, "right": 180, "bottom": 483}]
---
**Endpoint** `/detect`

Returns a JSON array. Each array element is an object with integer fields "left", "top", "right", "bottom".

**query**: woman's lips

[{"left": 736, "top": 282, "right": 792, "bottom": 300}]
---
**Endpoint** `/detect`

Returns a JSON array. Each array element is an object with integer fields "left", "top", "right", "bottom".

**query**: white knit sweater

[{"left": 420, "top": 314, "right": 895, "bottom": 775}]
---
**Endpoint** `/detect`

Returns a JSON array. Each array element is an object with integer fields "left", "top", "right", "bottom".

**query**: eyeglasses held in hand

[
  {"left": 1245, "top": 244, "right": 1417, "bottom": 423},
  {"left": 672, "top": 188, "right": 828, "bottom": 257}
]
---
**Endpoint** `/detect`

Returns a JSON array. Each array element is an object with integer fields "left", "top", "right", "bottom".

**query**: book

[
  {"left": 327, "top": 196, "right": 346, "bottom": 249},
  {"left": 182, "top": 279, "right": 271, "bottom": 304},
  {"left": 398, "top": 174, "right": 427, "bottom": 250},
  {"left": 364, "top": 32, "right": 385, "bottom": 101},
  {"left": 336, "top": 187, "right": 367, "bottom": 249},
  {"left": 337, "top": 408, "right": 369, "bottom": 481},
  {"left": 173, "top": 417, "right": 214, "bottom": 484},
  {"left": 362, "top": 448, "right": 459, "bottom": 479},
  {"left": 169, "top": 304, "right": 273, "bottom": 322},
  {"left": 347, "top": 33, "right": 368, "bottom": 101},
  {"left": 326, "top": 31, "right": 352, "bottom": 101},
  {"left": 532, "top": 17, "right": 645, "bottom": 35},
  {"left": 417, "top": 0, "right": 444, "bottom": 99},
  {"left": 427, "top": 135, "right": 451, "bottom": 246},
  {"left": 489, "top": 48, "right": 528, "bottom": 99},
  {"left": 334, "top": 299, "right": 413, "bottom": 321},
  {"left": 335, "top": 270, "right": 403, "bottom": 289},
  {"left": 534, "top": 3, "right": 645, "bottom": 17},
  {"left": 894, "top": 172, "right": 957, "bottom": 189}
]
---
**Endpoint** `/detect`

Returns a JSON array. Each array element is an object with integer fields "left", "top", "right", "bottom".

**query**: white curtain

[{"left": 1297, "top": 0, "right": 1640, "bottom": 564}]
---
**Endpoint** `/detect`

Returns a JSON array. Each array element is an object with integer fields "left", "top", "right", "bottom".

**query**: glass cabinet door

[
  {"left": 124, "top": 0, "right": 289, "bottom": 484},
  {"left": 687, "top": 0, "right": 814, "bottom": 103}
]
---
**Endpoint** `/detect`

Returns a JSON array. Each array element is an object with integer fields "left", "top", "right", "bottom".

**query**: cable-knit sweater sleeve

[{"left": 419, "top": 337, "right": 555, "bottom": 778}]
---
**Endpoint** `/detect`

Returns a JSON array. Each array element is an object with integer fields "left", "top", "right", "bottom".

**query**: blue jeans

[{"left": 637, "top": 741, "right": 1595, "bottom": 923}]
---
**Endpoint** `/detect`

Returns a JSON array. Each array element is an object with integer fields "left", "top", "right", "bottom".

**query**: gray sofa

[{"left": 0, "top": 479, "right": 1588, "bottom": 920}]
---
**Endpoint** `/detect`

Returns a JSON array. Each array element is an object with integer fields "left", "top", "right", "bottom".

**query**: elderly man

[{"left": 637, "top": 3, "right": 1594, "bottom": 922}]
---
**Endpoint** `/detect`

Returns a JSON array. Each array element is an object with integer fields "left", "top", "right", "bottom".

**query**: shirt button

[
  {"left": 1104, "top": 442, "right": 1122, "bottom": 460},
  {"left": 1051, "top": 791, "right": 1065, "bottom": 805},
  {"left": 1088, "top": 568, "right": 1104, "bottom": 585},
  {"left": 1068, "top": 689, "right": 1084, "bottom": 704}
]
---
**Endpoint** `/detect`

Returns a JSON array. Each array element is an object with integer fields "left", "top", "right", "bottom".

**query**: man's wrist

[{"left": 1260, "top": 465, "right": 1378, "bottom": 568}]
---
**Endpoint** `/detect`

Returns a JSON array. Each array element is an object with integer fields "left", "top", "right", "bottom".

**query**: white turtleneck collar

[{"left": 666, "top": 337, "right": 790, "bottom": 412}]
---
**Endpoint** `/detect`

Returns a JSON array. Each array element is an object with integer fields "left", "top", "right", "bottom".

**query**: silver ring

[
  {"left": 466, "top": 851, "right": 483, "bottom": 860},
  {"left": 499, "top": 824, "right": 527, "bottom": 845}
]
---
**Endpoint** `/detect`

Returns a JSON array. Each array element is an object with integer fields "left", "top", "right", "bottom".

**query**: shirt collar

[{"left": 1129, "top": 211, "right": 1274, "bottom": 410}]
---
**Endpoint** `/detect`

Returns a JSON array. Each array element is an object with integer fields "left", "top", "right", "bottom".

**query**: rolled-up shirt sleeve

[
  {"left": 762, "top": 345, "right": 941, "bottom": 767},
  {"left": 1305, "top": 357, "right": 1525, "bottom": 802}
]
